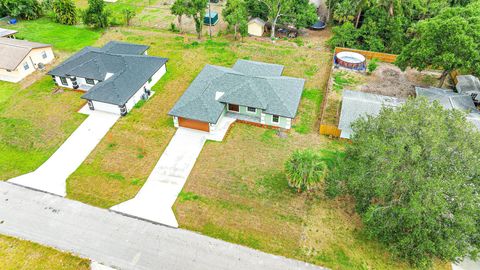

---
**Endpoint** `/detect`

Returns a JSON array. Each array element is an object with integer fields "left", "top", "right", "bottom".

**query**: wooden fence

[
  {"left": 319, "top": 124, "right": 342, "bottom": 138},
  {"left": 334, "top": 47, "right": 398, "bottom": 63}
]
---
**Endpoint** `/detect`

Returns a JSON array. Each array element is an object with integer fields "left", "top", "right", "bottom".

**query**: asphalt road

[{"left": 0, "top": 182, "right": 326, "bottom": 270}]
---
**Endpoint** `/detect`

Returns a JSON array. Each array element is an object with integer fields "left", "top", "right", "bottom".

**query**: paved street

[{"left": 0, "top": 181, "right": 325, "bottom": 270}]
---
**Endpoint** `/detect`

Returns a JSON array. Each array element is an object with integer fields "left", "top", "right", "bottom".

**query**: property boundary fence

[{"left": 334, "top": 47, "right": 398, "bottom": 63}]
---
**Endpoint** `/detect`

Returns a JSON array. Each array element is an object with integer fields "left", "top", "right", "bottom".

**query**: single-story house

[
  {"left": 0, "top": 37, "right": 54, "bottom": 83},
  {"left": 338, "top": 90, "right": 405, "bottom": 139},
  {"left": 0, "top": 28, "right": 17, "bottom": 38},
  {"left": 204, "top": 11, "right": 219, "bottom": 26},
  {"left": 169, "top": 59, "right": 305, "bottom": 132},
  {"left": 416, "top": 86, "right": 480, "bottom": 130},
  {"left": 248, "top": 18, "right": 266, "bottom": 37},
  {"left": 48, "top": 41, "right": 168, "bottom": 116}
]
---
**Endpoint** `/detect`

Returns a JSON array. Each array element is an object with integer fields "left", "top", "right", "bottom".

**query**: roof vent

[{"left": 105, "top": 72, "right": 114, "bottom": 80}]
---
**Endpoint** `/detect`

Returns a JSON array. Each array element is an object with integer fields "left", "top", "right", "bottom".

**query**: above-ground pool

[{"left": 335, "top": 51, "right": 366, "bottom": 71}]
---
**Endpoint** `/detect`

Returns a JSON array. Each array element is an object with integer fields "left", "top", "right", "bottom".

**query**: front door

[{"left": 228, "top": 104, "right": 239, "bottom": 112}]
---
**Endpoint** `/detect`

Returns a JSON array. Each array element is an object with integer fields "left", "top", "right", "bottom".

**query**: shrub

[
  {"left": 52, "top": 0, "right": 77, "bottom": 25},
  {"left": 285, "top": 149, "right": 328, "bottom": 192},
  {"left": 82, "top": 0, "right": 109, "bottom": 28},
  {"left": 367, "top": 58, "right": 379, "bottom": 74},
  {"left": 0, "top": 0, "right": 43, "bottom": 20},
  {"left": 122, "top": 7, "right": 135, "bottom": 26}
]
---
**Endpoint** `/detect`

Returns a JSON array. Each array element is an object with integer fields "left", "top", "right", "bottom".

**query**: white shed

[{"left": 248, "top": 18, "right": 266, "bottom": 37}]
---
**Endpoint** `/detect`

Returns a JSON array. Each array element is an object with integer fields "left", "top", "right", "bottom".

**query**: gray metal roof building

[
  {"left": 48, "top": 41, "right": 168, "bottom": 106},
  {"left": 338, "top": 90, "right": 405, "bottom": 139},
  {"left": 169, "top": 60, "right": 305, "bottom": 124}
]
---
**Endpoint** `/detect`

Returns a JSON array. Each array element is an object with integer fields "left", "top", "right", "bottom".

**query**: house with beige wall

[{"left": 0, "top": 37, "right": 54, "bottom": 83}]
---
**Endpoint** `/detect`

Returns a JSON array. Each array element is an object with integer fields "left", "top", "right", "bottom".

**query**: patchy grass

[
  {"left": 0, "top": 234, "right": 90, "bottom": 270},
  {"left": 0, "top": 77, "right": 86, "bottom": 180},
  {"left": 66, "top": 28, "right": 332, "bottom": 208},
  {"left": 333, "top": 71, "right": 357, "bottom": 92},
  {"left": 8, "top": 18, "right": 102, "bottom": 52}
]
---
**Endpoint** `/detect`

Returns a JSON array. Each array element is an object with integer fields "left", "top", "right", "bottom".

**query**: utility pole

[{"left": 208, "top": 0, "right": 212, "bottom": 39}]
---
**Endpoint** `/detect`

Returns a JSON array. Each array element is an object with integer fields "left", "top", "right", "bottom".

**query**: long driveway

[
  {"left": 0, "top": 181, "right": 325, "bottom": 270},
  {"left": 111, "top": 116, "right": 236, "bottom": 227},
  {"left": 8, "top": 111, "right": 119, "bottom": 196}
]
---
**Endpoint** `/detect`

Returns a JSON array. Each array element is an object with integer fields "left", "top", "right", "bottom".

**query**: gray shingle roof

[
  {"left": 232, "top": 59, "right": 284, "bottom": 76},
  {"left": 48, "top": 41, "right": 168, "bottom": 106},
  {"left": 339, "top": 90, "right": 405, "bottom": 139},
  {"left": 169, "top": 60, "right": 304, "bottom": 123},
  {"left": 0, "top": 37, "right": 51, "bottom": 70}
]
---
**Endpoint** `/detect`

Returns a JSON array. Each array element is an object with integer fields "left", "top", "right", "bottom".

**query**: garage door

[{"left": 178, "top": 117, "right": 210, "bottom": 132}]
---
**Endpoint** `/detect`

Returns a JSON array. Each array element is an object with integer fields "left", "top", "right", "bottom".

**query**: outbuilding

[
  {"left": 248, "top": 18, "right": 266, "bottom": 37},
  {"left": 0, "top": 28, "right": 17, "bottom": 38},
  {"left": 48, "top": 41, "right": 168, "bottom": 116},
  {"left": 0, "top": 37, "right": 54, "bottom": 83},
  {"left": 204, "top": 11, "right": 219, "bottom": 26}
]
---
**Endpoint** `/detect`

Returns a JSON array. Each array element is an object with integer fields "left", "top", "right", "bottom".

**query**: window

[
  {"left": 272, "top": 115, "right": 279, "bottom": 123},
  {"left": 247, "top": 107, "right": 256, "bottom": 113},
  {"left": 23, "top": 62, "right": 29, "bottom": 70},
  {"left": 228, "top": 104, "right": 239, "bottom": 112},
  {"left": 85, "top": 78, "right": 95, "bottom": 85},
  {"left": 42, "top": 51, "right": 47, "bottom": 59},
  {"left": 60, "top": 77, "right": 68, "bottom": 86}
]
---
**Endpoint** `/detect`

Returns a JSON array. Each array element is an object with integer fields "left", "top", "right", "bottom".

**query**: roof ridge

[{"left": 264, "top": 79, "right": 295, "bottom": 116}]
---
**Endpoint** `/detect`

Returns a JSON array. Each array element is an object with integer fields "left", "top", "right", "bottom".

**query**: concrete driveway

[
  {"left": 111, "top": 116, "right": 236, "bottom": 227},
  {"left": 9, "top": 110, "right": 119, "bottom": 196}
]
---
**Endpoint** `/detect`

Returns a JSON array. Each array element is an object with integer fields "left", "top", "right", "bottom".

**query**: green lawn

[
  {"left": 8, "top": 18, "right": 102, "bottom": 52},
  {"left": 0, "top": 17, "right": 102, "bottom": 180},
  {"left": 0, "top": 235, "right": 89, "bottom": 270}
]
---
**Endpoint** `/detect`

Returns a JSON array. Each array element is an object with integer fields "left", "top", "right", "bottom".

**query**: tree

[
  {"left": 285, "top": 149, "right": 328, "bottom": 192},
  {"left": 0, "top": 0, "right": 43, "bottom": 20},
  {"left": 396, "top": 3, "right": 480, "bottom": 86},
  {"left": 122, "top": 7, "right": 135, "bottom": 26},
  {"left": 185, "top": 0, "right": 207, "bottom": 39},
  {"left": 52, "top": 0, "right": 77, "bottom": 25},
  {"left": 82, "top": 0, "right": 110, "bottom": 28},
  {"left": 223, "top": 0, "right": 248, "bottom": 40},
  {"left": 171, "top": 0, "right": 188, "bottom": 32},
  {"left": 327, "top": 21, "right": 359, "bottom": 48},
  {"left": 326, "top": 98, "right": 480, "bottom": 268},
  {"left": 255, "top": 0, "right": 317, "bottom": 39}
]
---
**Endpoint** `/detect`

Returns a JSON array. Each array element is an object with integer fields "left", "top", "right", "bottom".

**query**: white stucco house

[
  {"left": 0, "top": 37, "right": 54, "bottom": 83},
  {"left": 48, "top": 41, "right": 168, "bottom": 115}
]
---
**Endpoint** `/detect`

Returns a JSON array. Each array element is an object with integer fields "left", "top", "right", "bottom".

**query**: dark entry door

[{"left": 228, "top": 104, "right": 239, "bottom": 112}]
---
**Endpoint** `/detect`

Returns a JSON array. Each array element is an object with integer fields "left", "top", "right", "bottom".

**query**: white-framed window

[
  {"left": 272, "top": 115, "right": 279, "bottom": 123},
  {"left": 23, "top": 62, "right": 29, "bottom": 70},
  {"left": 86, "top": 78, "right": 95, "bottom": 85},
  {"left": 60, "top": 77, "right": 68, "bottom": 86},
  {"left": 247, "top": 107, "right": 256, "bottom": 113},
  {"left": 41, "top": 51, "right": 47, "bottom": 59}
]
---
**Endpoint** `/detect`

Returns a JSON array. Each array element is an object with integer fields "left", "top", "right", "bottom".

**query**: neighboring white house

[
  {"left": 48, "top": 41, "right": 168, "bottom": 115},
  {"left": 0, "top": 37, "right": 54, "bottom": 83},
  {"left": 248, "top": 18, "right": 266, "bottom": 37}
]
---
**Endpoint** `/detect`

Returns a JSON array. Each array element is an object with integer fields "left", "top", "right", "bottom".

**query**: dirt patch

[{"left": 356, "top": 63, "right": 441, "bottom": 99}]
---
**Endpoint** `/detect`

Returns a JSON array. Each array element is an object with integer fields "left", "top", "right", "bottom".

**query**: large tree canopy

[
  {"left": 396, "top": 2, "right": 480, "bottom": 85},
  {"left": 327, "top": 0, "right": 479, "bottom": 54},
  {"left": 52, "top": 0, "right": 77, "bottom": 25},
  {"left": 82, "top": 0, "right": 110, "bottom": 28},
  {"left": 326, "top": 98, "right": 480, "bottom": 267}
]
